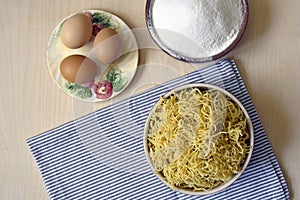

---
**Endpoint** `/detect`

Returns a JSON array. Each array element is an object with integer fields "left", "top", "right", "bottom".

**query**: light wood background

[{"left": 0, "top": 0, "right": 299, "bottom": 199}]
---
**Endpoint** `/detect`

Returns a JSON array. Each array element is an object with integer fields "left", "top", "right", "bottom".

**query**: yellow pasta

[{"left": 147, "top": 88, "right": 250, "bottom": 191}]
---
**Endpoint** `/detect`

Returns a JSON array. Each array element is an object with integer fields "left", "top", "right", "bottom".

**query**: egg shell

[
  {"left": 60, "top": 55, "right": 98, "bottom": 84},
  {"left": 93, "top": 28, "right": 122, "bottom": 64},
  {"left": 61, "top": 13, "right": 93, "bottom": 49}
]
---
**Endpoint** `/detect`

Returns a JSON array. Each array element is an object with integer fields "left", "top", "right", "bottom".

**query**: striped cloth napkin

[{"left": 27, "top": 59, "right": 290, "bottom": 200}]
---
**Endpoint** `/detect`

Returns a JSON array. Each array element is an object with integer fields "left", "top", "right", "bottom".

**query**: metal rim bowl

[{"left": 145, "top": 0, "right": 249, "bottom": 63}]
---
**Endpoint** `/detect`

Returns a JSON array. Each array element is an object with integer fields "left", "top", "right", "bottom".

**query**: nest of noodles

[{"left": 144, "top": 84, "right": 253, "bottom": 195}]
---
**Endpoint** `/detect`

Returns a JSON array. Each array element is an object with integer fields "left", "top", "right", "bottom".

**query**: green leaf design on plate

[
  {"left": 112, "top": 78, "right": 128, "bottom": 92},
  {"left": 92, "top": 12, "right": 115, "bottom": 29},
  {"left": 106, "top": 65, "right": 128, "bottom": 92},
  {"left": 64, "top": 82, "right": 93, "bottom": 99}
]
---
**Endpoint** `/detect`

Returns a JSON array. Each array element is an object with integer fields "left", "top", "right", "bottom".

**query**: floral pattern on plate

[{"left": 46, "top": 10, "right": 138, "bottom": 102}]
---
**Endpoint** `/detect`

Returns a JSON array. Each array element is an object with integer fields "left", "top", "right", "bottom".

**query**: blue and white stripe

[{"left": 27, "top": 59, "right": 290, "bottom": 200}]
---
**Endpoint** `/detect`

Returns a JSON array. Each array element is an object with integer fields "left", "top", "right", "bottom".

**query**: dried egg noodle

[{"left": 147, "top": 88, "right": 250, "bottom": 191}]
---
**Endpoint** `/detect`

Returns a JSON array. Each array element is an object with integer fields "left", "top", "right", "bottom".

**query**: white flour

[{"left": 152, "top": 0, "right": 243, "bottom": 58}]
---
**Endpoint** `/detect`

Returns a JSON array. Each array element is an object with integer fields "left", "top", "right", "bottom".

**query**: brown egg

[
  {"left": 93, "top": 28, "right": 122, "bottom": 64},
  {"left": 60, "top": 55, "right": 98, "bottom": 84},
  {"left": 61, "top": 13, "right": 93, "bottom": 49}
]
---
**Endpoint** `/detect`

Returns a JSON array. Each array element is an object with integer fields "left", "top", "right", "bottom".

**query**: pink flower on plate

[
  {"left": 92, "top": 80, "right": 113, "bottom": 99},
  {"left": 92, "top": 23, "right": 104, "bottom": 36}
]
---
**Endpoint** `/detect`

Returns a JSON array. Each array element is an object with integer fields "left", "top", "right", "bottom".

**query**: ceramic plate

[{"left": 46, "top": 10, "right": 139, "bottom": 102}]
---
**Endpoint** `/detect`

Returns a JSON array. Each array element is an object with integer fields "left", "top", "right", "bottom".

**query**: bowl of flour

[{"left": 145, "top": 0, "right": 248, "bottom": 63}]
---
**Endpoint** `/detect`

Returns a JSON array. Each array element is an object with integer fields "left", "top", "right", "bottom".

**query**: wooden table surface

[{"left": 1, "top": 0, "right": 299, "bottom": 199}]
